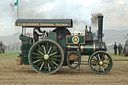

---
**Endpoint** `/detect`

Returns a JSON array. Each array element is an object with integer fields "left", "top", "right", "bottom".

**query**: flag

[
  {"left": 10, "top": 0, "right": 19, "bottom": 19},
  {"left": 10, "top": 0, "right": 18, "bottom": 8}
]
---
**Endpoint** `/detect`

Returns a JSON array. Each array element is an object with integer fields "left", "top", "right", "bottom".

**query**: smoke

[
  {"left": 0, "top": 0, "right": 128, "bottom": 36},
  {"left": 91, "top": 13, "right": 103, "bottom": 26},
  {"left": 43, "top": 0, "right": 92, "bottom": 26},
  {"left": 19, "top": 0, "right": 117, "bottom": 28},
  {"left": 19, "top": 0, "right": 92, "bottom": 26}
]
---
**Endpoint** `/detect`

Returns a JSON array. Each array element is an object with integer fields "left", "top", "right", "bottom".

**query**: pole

[{"left": 17, "top": 0, "right": 19, "bottom": 19}]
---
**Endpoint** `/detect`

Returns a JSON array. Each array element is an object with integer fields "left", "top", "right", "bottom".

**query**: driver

[{"left": 33, "top": 27, "right": 46, "bottom": 42}]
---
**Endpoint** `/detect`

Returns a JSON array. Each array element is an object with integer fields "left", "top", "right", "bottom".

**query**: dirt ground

[{"left": 0, "top": 59, "right": 128, "bottom": 85}]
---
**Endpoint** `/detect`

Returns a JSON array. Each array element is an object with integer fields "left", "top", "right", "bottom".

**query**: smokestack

[
  {"left": 85, "top": 25, "right": 88, "bottom": 32},
  {"left": 89, "top": 27, "right": 91, "bottom": 32},
  {"left": 98, "top": 15, "right": 103, "bottom": 42}
]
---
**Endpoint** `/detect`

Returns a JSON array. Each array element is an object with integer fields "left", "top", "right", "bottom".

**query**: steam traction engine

[
  {"left": 0, "top": 41, "right": 5, "bottom": 53},
  {"left": 123, "top": 37, "right": 128, "bottom": 56},
  {"left": 15, "top": 15, "right": 113, "bottom": 75}
]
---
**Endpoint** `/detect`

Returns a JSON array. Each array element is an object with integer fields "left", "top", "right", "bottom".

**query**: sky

[{"left": 0, "top": 0, "right": 128, "bottom": 36}]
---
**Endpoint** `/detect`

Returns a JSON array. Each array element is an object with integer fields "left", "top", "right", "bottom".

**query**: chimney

[
  {"left": 98, "top": 15, "right": 103, "bottom": 42},
  {"left": 85, "top": 25, "right": 88, "bottom": 32},
  {"left": 89, "top": 27, "right": 91, "bottom": 32}
]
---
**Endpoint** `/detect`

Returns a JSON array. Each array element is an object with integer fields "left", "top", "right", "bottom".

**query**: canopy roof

[{"left": 15, "top": 19, "right": 73, "bottom": 28}]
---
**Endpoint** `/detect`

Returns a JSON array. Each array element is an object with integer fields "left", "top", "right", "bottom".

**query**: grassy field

[
  {"left": 0, "top": 52, "right": 19, "bottom": 60},
  {"left": 107, "top": 52, "right": 128, "bottom": 60}
]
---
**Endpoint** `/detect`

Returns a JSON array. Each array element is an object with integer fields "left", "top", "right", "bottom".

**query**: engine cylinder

[{"left": 67, "top": 41, "right": 106, "bottom": 55}]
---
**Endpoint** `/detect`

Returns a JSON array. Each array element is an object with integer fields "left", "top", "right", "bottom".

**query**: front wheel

[
  {"left": 89, "top": 51, "right": 113, "bottom": 75},
  {"left": 28, "top": 39, "right": 64, "bottom": 74}
]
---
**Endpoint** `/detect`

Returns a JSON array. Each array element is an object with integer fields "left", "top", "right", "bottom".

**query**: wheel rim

[
  {"left": 89, "top": 51, "right": 112, "bottom": 74},
  {"left": 29, "top": 39, "right": 64, "bottom": 74}
]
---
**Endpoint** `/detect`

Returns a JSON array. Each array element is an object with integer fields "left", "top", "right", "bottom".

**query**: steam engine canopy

[{"left": 15, "top": 19, "right": 73, "bottom": 27}]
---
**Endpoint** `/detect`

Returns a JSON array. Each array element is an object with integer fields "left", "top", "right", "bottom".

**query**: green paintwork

[
  {"left": 46, "top": 32, "right": 57, "bottom": 41},
  {"left": 58, "top": 38, "right": 67, "bottom": 47},
  {"left": 19, "top": 36, "right": 31, "bottom": 42},
  {"left": 83, "top": 45, "right": 94, "bottom": 55},
  {"left": 68, "top": 44, "right": 94, "bottom": 55},
  {"left": 19, "top": 32, "right": 57, "bottom": 65},
  {"left": 19, "top": 36, "right": 33, "bottom": 64},
  {"left": 66, "top": 35, "right": 85, "bottom": 44}
]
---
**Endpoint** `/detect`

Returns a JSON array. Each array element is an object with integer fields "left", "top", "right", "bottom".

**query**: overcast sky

[{"left": 0, "top": 0, "right": 128, "bottom": 36}]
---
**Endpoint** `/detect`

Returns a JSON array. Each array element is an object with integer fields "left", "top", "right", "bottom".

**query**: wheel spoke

[
  {"left": 91, "top": 65, "right": 96, "bottom": 70},
  {"left": 51, "top": 55, "right": 60, "bottom": 58},
  {"left": 33, "top": 59, "right": 41, "bottom": 64},
  {"left": 38, "top": 50, "right": 44, "bottom": 56},
  {"left": 33, "top": 57, "right": 43, "bottom": 59},
  {"left": 103, "top": 64, "right": 108, "bottom": 67},
  {"left": 50, "top": 47, "right": 57, "bottom": 54},
  {"left": 95, "top": 55, "right": 99, "bottom": 61},
  {"left": 48, "top": 60, "right": 54, "bottom": 67},
  {"left": 103, "top": 61, "right": 110, "bottom": 65},
  {"left": 39, "top": 62, "right": 44, "bottom": 70},
  {"left": 91, "top": 60, "right": 97, "bottom": 65},
  {"left": 50, "top": 52, "right": 58, "bottom": 56},
  {"left": 38, "top": 45, "right": 44, "bottom": 53},
  {"left": 93, "top": 65, "right": 99, "bottom": 71},
  {"left": 50, "top": 57, "right": 60, "bottom": 61},
  {"left": 103, "top": 64, "right": 108, "bottom": 69},
  {"left": 91, "top": 58, "right": 97, "bottom": 61},
  {"left": 32, "top": 53, "right": 42, "bottom": 56},
  {"left": 37, "top": 60, "right": 43, "bottom": 67},
  {"left": 97, "top": 54, "right": 101, "bottom": 61},
  {"left": 101, "top": 66, "right": 105, "bottom": 72},
  {"left": 52, "top": 61, "right": 58, "bottom": 66},
  {"left": 48, "top": 47, "right": 52, "bottom": 54},
  {"left": 43, "top": 45, "right": 46, "bottom": 54},
  {"left": 102, "top": 53, "right": 105, "bottom": 60},
  {"left": 105, "top": 57, "right": 110, "bottom": 61},
  {"left": 48, "top": 63, "right": 51, "bottom": 71}
]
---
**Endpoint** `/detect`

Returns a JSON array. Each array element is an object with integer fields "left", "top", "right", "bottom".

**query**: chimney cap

[{"left": 97, "top": 13, "right": 103, "bottom": 18}]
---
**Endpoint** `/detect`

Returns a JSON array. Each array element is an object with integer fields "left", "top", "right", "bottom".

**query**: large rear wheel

[{"left": 28, "top": 39, "right": 64, "bottom": 74}]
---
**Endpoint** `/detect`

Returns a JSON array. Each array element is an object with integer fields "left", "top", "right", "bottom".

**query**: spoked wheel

[
  {"left": 89, "top": 51, "right": 113, "bottom": 75},
  {"left": 28, "top": 39, "right": 64, "bottom": 74}
]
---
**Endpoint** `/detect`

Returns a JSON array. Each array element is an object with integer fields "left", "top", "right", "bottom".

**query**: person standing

[
  {"left": 33, "top": 27, "right": 43, "bottom": 42},
  {"left": 114, "top": 42, "right": 117, "bottom": 55},
  {"left": 118, "top": 43, "right": 123, "bottom": 56}
]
